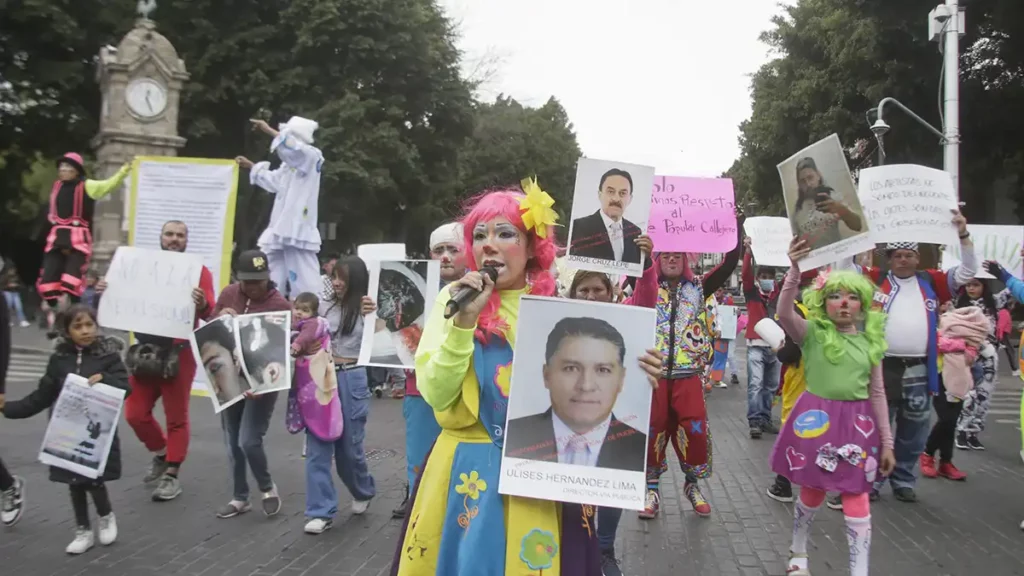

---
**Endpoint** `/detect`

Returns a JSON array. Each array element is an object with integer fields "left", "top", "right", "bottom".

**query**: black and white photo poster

[
  {"left": 235, "top": 311, "right": 292, "bottom": 395},
  {"left": 191, "top": 316, "right": 249, "bottom": 412},
  {"left": 499, "top": 296, "right": 656, "bottom": 510},
  {"left": 566, "top": 158, "right": 655, "bottom": 278},
  {"left": 38, "top": 374, "right": 126, "bottom": 480},
  {"left": 358, "top": 260, "right": 440, "bottom": 369}
]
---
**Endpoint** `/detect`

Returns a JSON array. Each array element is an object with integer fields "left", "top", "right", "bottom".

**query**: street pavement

[{"left": 2, "top": 327, "right": 1023, "bottom": 575}]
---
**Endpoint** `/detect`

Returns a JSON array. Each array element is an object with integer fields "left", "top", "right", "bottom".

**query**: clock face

[{"left": 126, "top": 78, "right": 167, "bottom": 118}]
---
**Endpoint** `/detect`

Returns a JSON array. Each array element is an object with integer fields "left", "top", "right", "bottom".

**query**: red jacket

[{"left": 212, "top": 283, "right": 291, "bottom": 315}]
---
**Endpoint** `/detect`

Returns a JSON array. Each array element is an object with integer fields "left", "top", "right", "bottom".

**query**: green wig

[{"left": 801, "top": 270, "right": 887, "bottom": 365}]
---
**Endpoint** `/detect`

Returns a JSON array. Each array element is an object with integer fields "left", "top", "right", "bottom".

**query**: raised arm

[
  {"left": 777, "top": 265, "right": 809, "bottom": 343},
  {"left": 415, "top": 287, "right": 475, "bottom": 411},
  {"left": 624, "top": 236, "right": 658, "bottom": 308},
  {"left": 948, "top": 210, "right": 977, "bottom": 289},
  {"left": 701, "top": 212, "right": 744, "bottom": 294},
  {"left": 84, "top": 163, "right": 132, "bottom": 200},
  {"left": 984, "top": 260, "right": 1024, "bottom": 304}
]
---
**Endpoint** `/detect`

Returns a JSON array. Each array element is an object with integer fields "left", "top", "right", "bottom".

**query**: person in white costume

[{"left": 236, "top": 117, "right": 324, "bottom": 299}]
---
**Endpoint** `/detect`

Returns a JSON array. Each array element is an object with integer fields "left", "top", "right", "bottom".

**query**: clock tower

[{"left": 91, "top": 4, "right": 188, "bottom": 270}]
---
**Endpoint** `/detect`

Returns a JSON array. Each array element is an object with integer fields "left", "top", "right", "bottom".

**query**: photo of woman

[
  {"left": 790, "top": 157, "right": 863, "bottom": 250},
  {"left": 193, "top": 317, "right": 250, "bottom": 410}
]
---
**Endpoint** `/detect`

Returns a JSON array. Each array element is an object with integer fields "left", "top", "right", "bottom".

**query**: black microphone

[{"left": 444, "top": 266, "right": 498, "bottom": 319}]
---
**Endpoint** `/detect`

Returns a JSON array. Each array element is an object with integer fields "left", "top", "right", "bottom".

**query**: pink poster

[{"left": 647, "top": 176, "right": 738, "bottom": 252}]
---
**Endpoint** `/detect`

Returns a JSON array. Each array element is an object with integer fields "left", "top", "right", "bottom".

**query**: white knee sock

[
  {"left": 790, "top": 498, "right": 820, "bottom": 563},
  {"left": 845, "top": 515, "right": 872, "bottom": 576}
]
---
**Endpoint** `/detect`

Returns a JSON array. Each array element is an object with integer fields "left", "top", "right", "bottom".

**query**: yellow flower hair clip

[{"left": 519, "top": 176, "right": 559, "bottom": 239}]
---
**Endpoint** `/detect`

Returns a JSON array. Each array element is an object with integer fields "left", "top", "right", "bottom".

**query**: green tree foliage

[{"left": 728, "top": 0, "right": 1024, "bottom": 222}]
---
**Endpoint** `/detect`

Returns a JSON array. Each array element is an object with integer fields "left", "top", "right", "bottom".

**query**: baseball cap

[{"left": 237, "top": 249, "right": 271, "bottom": 281}]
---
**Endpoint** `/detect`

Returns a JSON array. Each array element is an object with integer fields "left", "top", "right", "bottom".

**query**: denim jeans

[
  {"left": 874, "top": 362, "right": 931, "bottom": 491},
  {"left": 221, "top": 392, "right": 278, "bottom": 501},
  {"left": 3, "top": 291, "right": 26, "bottom": 324},
  {"left": 746, "top": 345, "right": 781, "bottom": 425},
  {"left": 305, "top": 367, "right": 376, "bottom": 518},
  {"left": 597, "top": 506, "right": 622, "bottom": 552}
]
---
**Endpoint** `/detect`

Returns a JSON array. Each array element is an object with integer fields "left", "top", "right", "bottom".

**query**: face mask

[{"left": 758, "top": 279, "right": 775, "bottom": 292}]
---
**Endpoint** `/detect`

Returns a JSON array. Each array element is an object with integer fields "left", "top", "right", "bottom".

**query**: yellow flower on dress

[
  {"left": 455, "top": 471, "right": 488, "bottom": 500},
  {"left": 494, "top": 361, "right": 512, "bottom": 399},
  {"left": 518, "top": 176, "right": 559, "bottom": 239}
]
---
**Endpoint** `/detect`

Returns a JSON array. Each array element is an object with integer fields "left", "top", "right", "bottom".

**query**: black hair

[
  {"left": 60, "top": 304, "right": 97, "bottom": 337},
  {"left": 544, "top": 316, "right": 626, "bottom": 365},
  {"left": 956, "top": 277, "right": 997, "bottom": 315},
  {"left": 326, "top": 256, "right": 369, "bottom": 335},
  {"left": 197, "top": 317, "right": 237, "bottom": 359},
  {"left": 794, "top": 157, "right": 829, "bottom": 210},
  {"left": 598, "top": 169, "right": 633, "bottom": 195},
  {"left": 238, "top": 317, "right": 288, "bottom": 384},
  {"left": 293, "top": 292, "right": 320, "bottom": 312}
]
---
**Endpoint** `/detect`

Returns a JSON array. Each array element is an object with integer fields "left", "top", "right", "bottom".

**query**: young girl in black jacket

[{"left": 2, "top": 304, "right": 130, "bottom": 554}]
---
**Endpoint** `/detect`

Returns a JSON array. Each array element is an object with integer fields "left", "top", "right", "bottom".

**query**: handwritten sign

[
  {"left": 647, "top": 176, "right": 737, "bottom": 252},
  {"left": 857, "top": 164, "right": 959, "bottom": 245},
  {"left": 942, "top": 224, "right": 1023, "bottom": 279},
  {"left": 743, "top": 217, "right": 792, "bottom": 267},
  {"left": 98, "top": 247, "right": 203, "bottom": 338},
  {"left": 718, "top": 305, "right": 739, "bottom": 340}
]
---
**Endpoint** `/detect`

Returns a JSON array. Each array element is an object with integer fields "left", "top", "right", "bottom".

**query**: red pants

[
  {"left": 647, "top": 375, "right": 712, "bottom": 481},
  {"left": 125, "top": 347, "right": 197, "bottom": 464}
]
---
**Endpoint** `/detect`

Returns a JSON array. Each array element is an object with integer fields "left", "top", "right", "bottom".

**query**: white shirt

[
  {"left": 552, "top": 411, "right": 610, "bottom": 467},
  {"left": 600, "top": 211, "right": 624, "bottom": 262},
  {"left": 250, "top": 128, "right": 324, "bottom": 252},
  {"left": 884, "top": 275, "right": 929, "bottom": 357}
]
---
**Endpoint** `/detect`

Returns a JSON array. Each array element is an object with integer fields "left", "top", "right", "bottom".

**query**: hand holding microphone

[{"left": 444, "top": 266, "right": 498, "bottom": 326}]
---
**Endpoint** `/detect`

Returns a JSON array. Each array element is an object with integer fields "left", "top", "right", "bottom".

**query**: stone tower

[{"left": 91, "top": 3, "right": 188, "bottom": 269}]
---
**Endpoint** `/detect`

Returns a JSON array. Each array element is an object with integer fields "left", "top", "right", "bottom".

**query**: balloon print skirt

[{"left": 769, "top": 391, "right": 880, "bottom": 494}]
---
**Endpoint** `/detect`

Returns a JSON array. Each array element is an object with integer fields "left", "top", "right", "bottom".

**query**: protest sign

[
  {"left": 500, "top": 297, "right": 655, "bottom": 511},
  {"left": 358, "top": 244, "right": 406, "bottom": 260},
  {"left": 743, "top": 217, "right": 793, "bottom": 268},
  {"left": 718, "top": 305, "right": 739, "bottom": 340},
  {"left": 857, "top": 164, "right": 959, "bottom": 245},
  {"left": 778, "top": 134, "right": 875, "bottom": 271},
  {"left": 359, "top": 260, "right": 440, "bottom": 369},
  {"left": 97, "top": 247, "right": 203, "bottom": 339},
  {"left": 942, "top": 224, "right": 1024, "bottom": 279},
  {"left": 38, "top": 374, "right": 126, "bottom": 480},
  {"left": 647, "top": 176, "right": 738, "bottom": 252}
]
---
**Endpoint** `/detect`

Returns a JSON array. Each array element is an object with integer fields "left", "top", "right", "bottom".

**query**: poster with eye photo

[
  {"left": 235, "top": 311, "right": 292, "bottom": 395},
  {"left": 358, "top": 260, "right": 441, "bottom": 369}
]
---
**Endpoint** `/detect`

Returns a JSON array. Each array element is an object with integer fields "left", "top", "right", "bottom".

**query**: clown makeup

[
  {"left": 659, "top": 252, "right": 685, "bottom": 279},
  {"left": 431, "top": 242, "right": 467, "bottom": 283},
  {"left": 472, "top": 217, "right": 531, "bottom": 290},
  {"left": 825, "top": 289, "right": 861, "bottom": 327}
]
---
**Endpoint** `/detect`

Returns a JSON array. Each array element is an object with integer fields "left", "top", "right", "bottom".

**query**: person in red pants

[
  {"left": 96, "top": 221, "right": 215, "bottom": 501},
  {"left": 641, "top": 210, "right": 743, "bottom": 520}
]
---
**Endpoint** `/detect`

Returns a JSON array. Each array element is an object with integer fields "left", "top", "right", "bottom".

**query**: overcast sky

[{"left": 439, "top": 0, "right": 785, "bottom": 177}]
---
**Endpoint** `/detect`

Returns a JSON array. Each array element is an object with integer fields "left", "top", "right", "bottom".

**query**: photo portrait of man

[
  {"left": 568, "top": 168, "right": 643, "bottom": 264},
  {"left": 504, "top": 316, "right": 647, "bottom": 472}
]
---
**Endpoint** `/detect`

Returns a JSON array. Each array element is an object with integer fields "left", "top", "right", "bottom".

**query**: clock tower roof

[{"left": 103, "top": 18, "right": 187, "bottom": 80}]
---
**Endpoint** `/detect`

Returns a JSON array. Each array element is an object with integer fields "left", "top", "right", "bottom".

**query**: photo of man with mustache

[{"left": 568, "top": 168, "right": 643, "bottom": 264}]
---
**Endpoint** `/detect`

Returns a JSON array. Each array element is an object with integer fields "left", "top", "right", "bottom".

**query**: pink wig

[{"left": 459, "top": 189, "right": 559, "bottom": 343}]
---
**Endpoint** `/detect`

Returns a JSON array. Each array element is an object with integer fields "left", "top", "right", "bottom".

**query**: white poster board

[
  {"left": 38, "top": 374, "right": 126, "bottom": 480},
  {"left": 359, "top": 260, "right": 440, "bottom": 369},
  {"left": 718, "top": 305, "right": 739, "bottom": 340},
  {"left": 358, "top": 244, "right": 406, "bottom": 261},
  {"left": 97, "top": 247, "right": 203, "bottom": 339},
  {"left": 857, "top": 164, "right": 959, "bottom": 245},
  {"left": 743, "top": 217, "right": 792, "bottom": 268},
  {"left": 500, "top": 297, "right": 656, "bottom": 511},
  {"left": 942, "top": 225, "right": 1024, "bottom": 280}
]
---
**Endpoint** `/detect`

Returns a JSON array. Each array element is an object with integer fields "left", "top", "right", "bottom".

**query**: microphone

[{"left": 444, "top": 266, "right": 498, "bottom": 319}]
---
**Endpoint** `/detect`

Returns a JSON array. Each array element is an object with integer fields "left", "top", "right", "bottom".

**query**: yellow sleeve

[
  {"left": 415, "top": 286, "right": 476, "bottom": 412},
  {"left": 84, "top": 163, "right": 131, "bottom": 200}
]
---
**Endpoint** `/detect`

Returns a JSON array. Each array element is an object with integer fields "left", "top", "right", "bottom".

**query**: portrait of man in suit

[
  {"left": 568, "top": 168, "right": 643, "bottom": 264},
  {"left": 504, "top": 316, "right": 647, "bottom": 472}
]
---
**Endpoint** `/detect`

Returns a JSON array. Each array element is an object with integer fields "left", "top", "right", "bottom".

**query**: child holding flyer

[
  {"left": 1, "top": 304, "right": 130, "bottom": 554},
  {"left": 771, "top": 238, "right": 894, "bottom": 576}
]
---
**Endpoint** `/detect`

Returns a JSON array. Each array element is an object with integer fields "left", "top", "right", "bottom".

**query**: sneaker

[
  {"left": 352, "top": 499, "right": 371, "bottom": 515},
  {"left": 786, "top": 553, "right": 810, "bottom": 575},
  {"left": 65, "top": 528, "right": 95, "bottom": 554},
  {"left": 638, "top": 489, "right": 660, "bottom": 519},
  {"left": 749, "top": 424, "right": 763, "bottom": 439},
  {"left": 869, "top": 488, "right": 880, "bottom": 502},
  {"left": 714, "top": 380, "right": 728, "bottom": 389},
  {"left": 1, "top": 476, "right": 25, "bottom": 526},
  {"left": 304, "top": 518, "right": 333, "bottom": 534},
  {"left": 766, "top": 477, "right": 794, "bottom": 503},
  {"left": 262, "top": 485, "right": 282, "bottom": 516},
  {"left": 1013, "top": 370, "right": 1020, "bottom": 378},
  {"left": 893, "top": 487, "right": 917, "bottom": 502},
  {"left": 730, "top": 374, "right": 739, "bottom": 385},
  {"left": 760, "top": 420, "right": 781, "bottom": 435},
  {"left": 938, "top": 461, "right": 967, "bottom": 481},
  {"left": 600, "top": 549, "right": 624, "bottom": 576},
  {"left": 955, "top": 431, "right": 969, "bottom": 450},
  {"left": 826, "top": 494, "right": 843, "bottom": 510},
  {"left": 19, "top": 320, "right": 30, "bottom": 328},
  {"left": 392, "top": 489, "right": 409, "bottom": 519},
  {"left": 97, "top": 513, "right": 117, "bottom": 545},
  {"left": 684, "top": 482, "right": 711, "bottom": 517},
  {"left": 143, "top": 455, "right": 169, "bottom": 483},
  {"left": 216, "top": 500, "right": 251, "bottom": 519},
  {"left": 919, "top": 453, "right": 938, "bottom": 478},
  {"left": 152, "top": 474, "right": 182, "bottom": 501},
  {"left": 966, "top": 435, "right": 985, "bottom": 450}
]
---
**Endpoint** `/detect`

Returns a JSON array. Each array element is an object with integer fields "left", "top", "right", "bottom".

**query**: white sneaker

[
  {"left": 715, "top": 381, "right": 728, "bottom": 388},
  {"left": 97, "top": 513, "right": 117, "bottom": 545},
  {"left": 1014, "top": 370, "right": 1021, "bottom": 377},
  {"left": 66, "top": 528, "right": 95, "bottom": 554},
  {"left": 304, "top": 518, "right": 333, "bottom": 534},
  {"left": 1, "top": 476, "right": 25, "bottom": 526},
  {"left": 351, "top": 499, "right": 370, "bottom": 515},
  {"left": 18, "top": 320, "right": 29, "bottom": 328}
]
